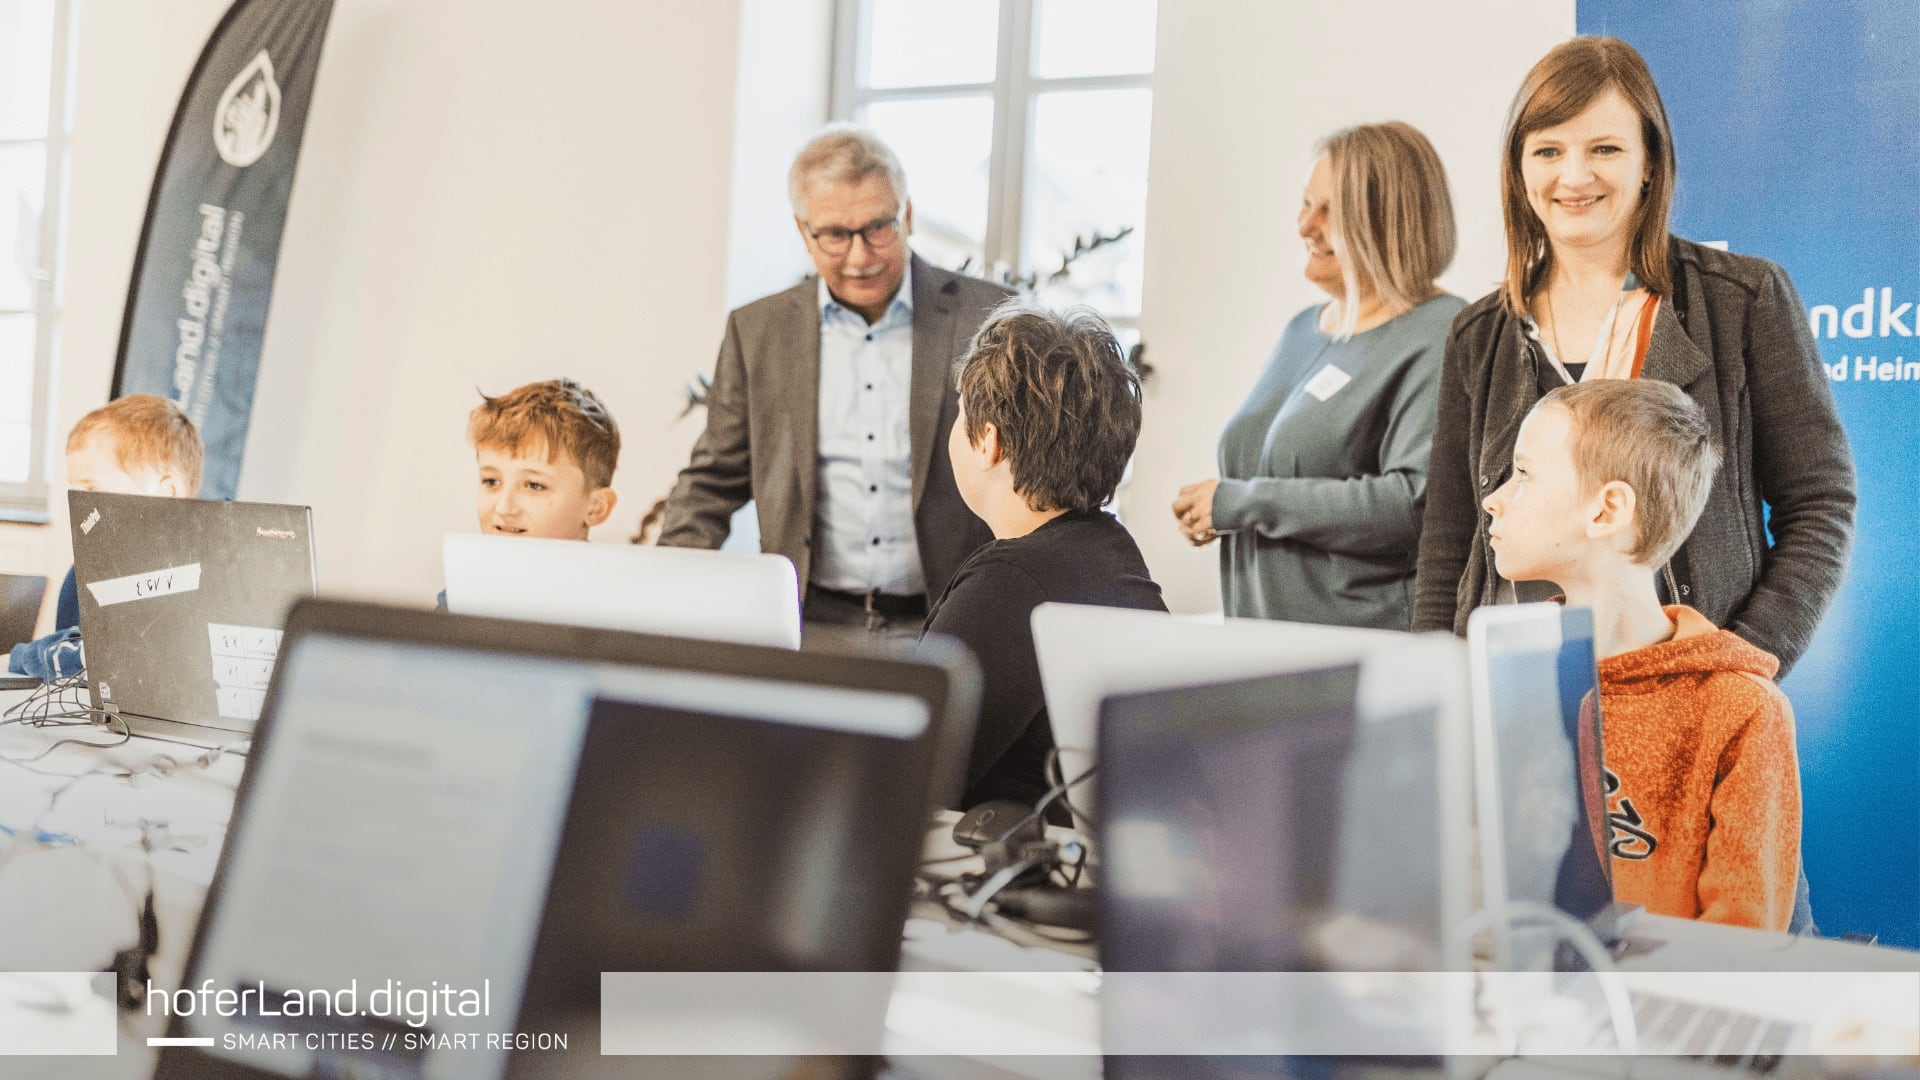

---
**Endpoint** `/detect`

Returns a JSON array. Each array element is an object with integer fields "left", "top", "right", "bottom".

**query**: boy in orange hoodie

[{"left": 1480, "top": 378, "right": 1799, "bottom": 932}]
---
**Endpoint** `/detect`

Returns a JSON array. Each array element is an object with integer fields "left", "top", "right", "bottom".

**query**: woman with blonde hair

[{"left": 1173, "top": 121, "right": 1461, "bottom": 629}]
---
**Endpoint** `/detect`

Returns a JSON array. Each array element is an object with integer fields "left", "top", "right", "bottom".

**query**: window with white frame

[
  {"left": 0, "top": 0, "right": 73, "bottom": 519},
  {"left": 832, "top": 0, "right": 1156, "bottom": 341}
]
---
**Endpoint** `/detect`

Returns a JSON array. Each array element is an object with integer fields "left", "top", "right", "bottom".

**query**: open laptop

[
  {"left": 155, "top": 599, "right": 978, "bottom": 1080},
  {"left": 1031, "top": 603, "right": 1404, "bottom": 799},
  {"left": 68, "top": 490, "right": 315, "bottom": 746},
  {"left": 0, "top": 572, "right": 48, "bottom": 688},
  {"left": 1096, "top": 631, "right": 1474, "bottom": 1074},
  {"left": 1469, "top": 603, "right": 1821, "bottom": 1074},
  {"left": 1468, "top": 602, "right": 1624, "bottom": 968},
  {"left": 443, "top": 533, "right": 801, "bottom": 649},
  {"left": 0, "top": 572, "right": 46, "bottom": 655}
]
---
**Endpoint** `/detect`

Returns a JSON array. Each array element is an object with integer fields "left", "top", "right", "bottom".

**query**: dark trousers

[{"left": 801, "top": 586, "right": 926, "bottom": 648}]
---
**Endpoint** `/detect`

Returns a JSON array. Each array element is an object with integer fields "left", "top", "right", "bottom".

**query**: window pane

[
  {"left": 861, "top": 95, "right": 994, "bottom": 272},
  {"left": 1033, "top": 0, "right": 1156, "bottom": 79},
  {"left": 0, "top": 0, "right": 55, "bottom": 141},
  {"left": 0, "top": 143, "right": 47, "bottom": 312},
  {"left": 863, "top": 0, "right": 999, "bottom": 90},
  {"left": 1025, "top": 88, "right": 1151, "bottom": 317},
  {"left": 0, "top": 314, "right": 35, "bottom": 484}
]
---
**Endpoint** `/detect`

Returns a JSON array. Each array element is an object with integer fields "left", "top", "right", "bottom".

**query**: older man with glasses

[{"left": 660, "top": 124, "right": 1012, "bottom": 637}]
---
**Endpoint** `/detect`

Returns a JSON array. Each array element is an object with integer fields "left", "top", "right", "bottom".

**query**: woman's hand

[{"left": 1172, "top": 479, "right": 1221, "bottom": 546}]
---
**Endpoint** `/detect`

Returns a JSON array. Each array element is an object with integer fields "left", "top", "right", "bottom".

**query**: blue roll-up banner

[
  {"left": 111, "top": 0, "right": 334, "bottom": 500},
  {"left": 1578, "top": 2, "right": 1919, "bottom": 946}
]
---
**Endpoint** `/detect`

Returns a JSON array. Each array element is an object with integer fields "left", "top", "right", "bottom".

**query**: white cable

[
  {"left": 1457, "top": 898, "right": 1639, "bottom": 1059},
  {"left": 957, "top": 853, "right": 1051, "bottom": 921}
]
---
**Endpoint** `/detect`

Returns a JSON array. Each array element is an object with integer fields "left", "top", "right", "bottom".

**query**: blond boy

[
  {"left": 1481, "top": 378, "right": 1798, "bottom": 931},
  {"left": 8, "top": 395, "right": 204, "bottom": 678}
]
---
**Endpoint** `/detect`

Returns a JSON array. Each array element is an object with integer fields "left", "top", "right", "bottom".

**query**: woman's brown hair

[{"left": 1500, "top": 36, "right": 1676, "bottom": 317}]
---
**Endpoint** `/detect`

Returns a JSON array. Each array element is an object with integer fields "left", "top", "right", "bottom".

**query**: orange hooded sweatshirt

[{"left": 1595, "top": 605, "right": 1801, "bottom": 932}]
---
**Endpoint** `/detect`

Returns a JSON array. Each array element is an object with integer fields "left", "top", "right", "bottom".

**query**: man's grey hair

[{"left": 787, "top": 122, "right": 910, "bottom": 218}]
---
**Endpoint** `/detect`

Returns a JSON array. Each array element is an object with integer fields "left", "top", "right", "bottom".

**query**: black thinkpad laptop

[{"left": 68, "top": 490, "right": 315, "bottom": 746}]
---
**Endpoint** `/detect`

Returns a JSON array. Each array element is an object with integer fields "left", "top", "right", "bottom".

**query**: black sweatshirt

[{"left": 922, "top": 509, "right": 1166, "bottom": 818}]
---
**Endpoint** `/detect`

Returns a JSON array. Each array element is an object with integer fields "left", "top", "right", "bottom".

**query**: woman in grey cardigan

[
  {"left": 1172, "top": 122, "right": 1462, "bottom": 629},
  {"left": 1411, "top": 37, "right": 1854, "bottom": 678}
]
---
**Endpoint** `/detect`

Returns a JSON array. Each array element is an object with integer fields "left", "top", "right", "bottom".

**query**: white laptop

[
  {"left": 442, "top": 534, "right": 800, "bottom": 649},
  {"left": 1030, "top": 604, "right": 1474, "bottom": 963},
  {"left": 1094, "top": 630, "right": 1479, "bottom": 1066},
  {"left": 1031, "top": 603, "right": 1400, "bottom": 787}
]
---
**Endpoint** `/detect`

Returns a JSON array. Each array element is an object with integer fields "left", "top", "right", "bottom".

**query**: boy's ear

[
  {"left": 151, "top": 471, "right": 185, "bottom": 499},
  {"left": 584, "top": 487, "right": 618, "bottom": 529},
  {"left": 1587, "top": 479, "right": 1638, "bottom": 548},
  {"left": 973, "top": 422, "right": 1005, "bottom": 470}
]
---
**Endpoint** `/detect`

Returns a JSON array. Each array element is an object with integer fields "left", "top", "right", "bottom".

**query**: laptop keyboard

[{"left": 1624, "top": 992, "right": 1794, "bottom": 1073}]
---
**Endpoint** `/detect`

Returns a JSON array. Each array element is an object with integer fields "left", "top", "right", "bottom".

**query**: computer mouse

[{"left": 951, "top": 799, "right": 1045, "bottom": 850}]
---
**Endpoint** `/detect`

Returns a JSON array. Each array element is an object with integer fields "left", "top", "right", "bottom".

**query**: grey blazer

[{"left": 659, "top": 254, "right": 1011, "bottom": 600}]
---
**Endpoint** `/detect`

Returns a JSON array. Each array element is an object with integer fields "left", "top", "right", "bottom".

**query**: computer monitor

[
  {"left": 1467, "top": 602, "right": 1620, "bottom": 969},
  {"left": 68, "top": 490, "right": 315, "bottom": 746},
  {"left": 156, "top": 599, "right": 977, "bottom": 1080},
  {"left": 443, "top": 533, "right": 801, "bottom": 649},
  {"left": 1031, "top": 603, "right": 1404, "bottom": 789},
  {"left": 1096, "top": 631, "right": 1473, "bottom": 1071}
]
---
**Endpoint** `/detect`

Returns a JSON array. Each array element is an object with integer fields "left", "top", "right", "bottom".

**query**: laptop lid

[
  {"left": 1467, "top": 602, "right": 1615, "bottom": 967},
  {"left": 155, "top": 599, "right": 977, "bottom": 1080},
  {"left": 443, "top": 533, "right": 801, "bottom": 649},
  {"left": 1031, "top": 603, "right": 1400, "bottom": 788},
  {"left": 1096, "top": 645, "right": 1468, "bottom": 1069},
  {"left": 0, "top": 572, "right": 47, "bottom": 653},
  {"left": 68, "top": 491, "right": 315, "bottom": 745}
]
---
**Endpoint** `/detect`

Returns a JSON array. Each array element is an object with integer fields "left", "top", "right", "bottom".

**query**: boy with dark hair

[
  {"left": 467, "top": 378, "right": 621, "bottom": 541},
  {"left": 10, "top": 395, "right": 204, "bottom": 680},
  {"left": 923, "top": 301, "right": 1166, "bottom": 818},
  {"left": 1482, "top": 378, "right": 1799, "bottom": 930}
]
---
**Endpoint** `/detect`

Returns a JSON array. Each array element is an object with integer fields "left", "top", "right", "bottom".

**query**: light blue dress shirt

[{"left": 810, "top": 264, "right": 925, "bottom": 595}]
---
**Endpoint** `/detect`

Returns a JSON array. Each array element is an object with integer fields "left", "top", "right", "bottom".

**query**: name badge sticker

[{"left": 1303, "top": 364, "right": 1353, "bottom": 402}]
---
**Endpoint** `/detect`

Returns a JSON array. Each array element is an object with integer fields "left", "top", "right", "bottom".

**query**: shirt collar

[{"left": 819, "top": 257, "right": 915, "bottom": 321}]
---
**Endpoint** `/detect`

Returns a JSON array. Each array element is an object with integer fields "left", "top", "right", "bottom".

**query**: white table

[{"left": 0, "top": 685, "right": 244, "bottom": 1076}]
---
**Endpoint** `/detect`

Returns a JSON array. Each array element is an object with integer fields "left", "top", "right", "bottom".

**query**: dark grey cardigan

[{"left": 1412, "top": 236, "right": 1856, "bottom": 674}]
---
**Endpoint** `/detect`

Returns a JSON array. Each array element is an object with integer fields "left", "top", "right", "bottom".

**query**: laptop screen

[
  {"left": 1473, "top": 604, "right": 1613, "bottom": 931},
  {"left": 171, "top": 627, "right": 933, "bottom": 1080},
  {"left": 1097, "top": 654, "right": 1459, "bottom": 1069},
  {"left": 1098, "top": 665, "right": 1364, "bottom": 974}
]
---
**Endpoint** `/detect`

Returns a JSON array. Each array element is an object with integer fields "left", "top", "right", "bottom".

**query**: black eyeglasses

[{"left": 805, "top": 214, "right": 901, "bottom": 256}]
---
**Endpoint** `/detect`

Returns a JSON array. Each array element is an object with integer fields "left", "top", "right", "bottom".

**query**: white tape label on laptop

[
  {"left": 208, "top": 623, "right": 282, "bottom": 721},
  {"left": 85, "top": 563, "right": 203, "bottom": 607}
]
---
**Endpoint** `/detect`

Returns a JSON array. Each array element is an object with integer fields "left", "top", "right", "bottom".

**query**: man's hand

[{"left": 1172, "top": 479, "right": 1220, "bottom": 546}]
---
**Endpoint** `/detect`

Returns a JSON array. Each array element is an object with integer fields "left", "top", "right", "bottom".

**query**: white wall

[
  {"left": 5, "top": 0, "right": 747, "bottom": 611},
  {"left": 1128, "top": 0, "right": 1575, "bottom": 612},
  {"left": 4, "top": 0, "right": 1582, "bottom": 620}
]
